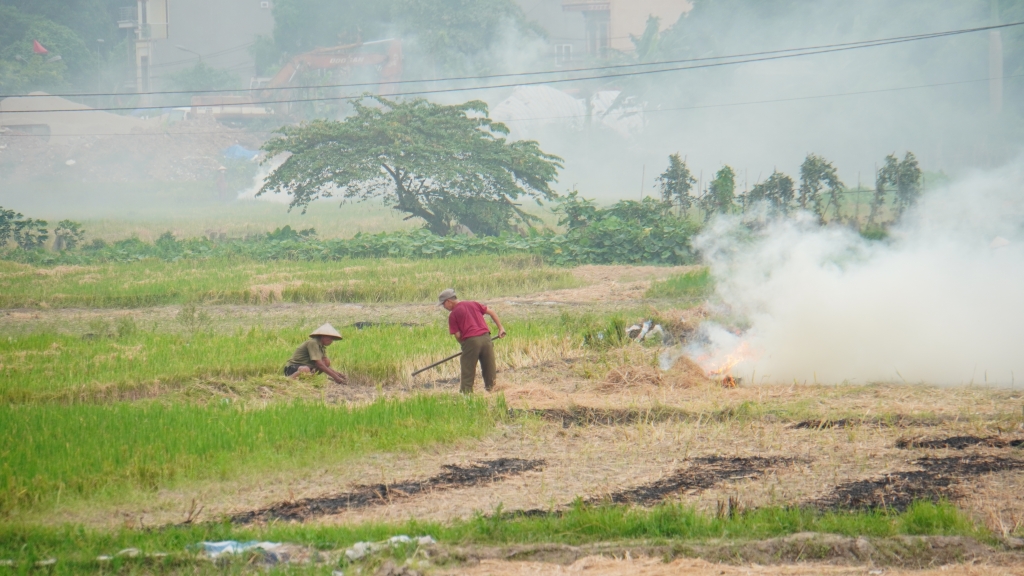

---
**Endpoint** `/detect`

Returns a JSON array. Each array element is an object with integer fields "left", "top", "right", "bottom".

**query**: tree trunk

[{"left": 382, "top": 164, "right": 451, "bottom": 235}]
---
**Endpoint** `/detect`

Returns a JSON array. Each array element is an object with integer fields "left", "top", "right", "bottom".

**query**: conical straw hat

[{"left": 309, "top": 323, "right": 342, "bottom": 340}]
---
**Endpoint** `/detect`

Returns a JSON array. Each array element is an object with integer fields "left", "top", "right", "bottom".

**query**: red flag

[{"left": 32, "top": 40, "right": 48, "bottom": 54}]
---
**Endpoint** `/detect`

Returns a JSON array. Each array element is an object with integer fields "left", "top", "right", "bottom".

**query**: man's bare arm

[
  {"left": 314, "top": 359, "right": 347, "bottom": 384},
  {"left": 485, "top": 308, "right": 507, "bottom": 338}
]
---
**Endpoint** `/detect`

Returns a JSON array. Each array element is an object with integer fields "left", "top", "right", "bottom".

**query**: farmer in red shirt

[{"left": 438, "top": 288, "right": 506, "bottom": 393}]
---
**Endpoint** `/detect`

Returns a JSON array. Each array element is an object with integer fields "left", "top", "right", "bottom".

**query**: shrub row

[{"left": 0, "top": 223, "right": 697, "bottom": 267}]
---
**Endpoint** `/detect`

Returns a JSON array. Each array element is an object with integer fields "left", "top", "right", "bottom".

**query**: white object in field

[
  {"left": 626, "top": 324, "right": 642, "bottom": 339},
  {"left": 645, "top": 324, "right": 665, "bottom": 342},
  {"left": 65, "top": 159, "right": 76, "bottom": 166},
  {"left": 199, "top": 541, "right": 281, "bottom": 558},
  {"left": 344, "top": 535, "right": 436, "bottom": 561},
  {"left": 637, "top": 320, "right": 653, "bottom": 341}
]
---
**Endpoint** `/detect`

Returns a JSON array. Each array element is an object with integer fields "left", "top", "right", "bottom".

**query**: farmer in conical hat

[
  {"left": 438, "top": 288, "right": 506, "bottom": 394},
  {"left": 284, "top": 323, "right": 347, "bottom": 384}
]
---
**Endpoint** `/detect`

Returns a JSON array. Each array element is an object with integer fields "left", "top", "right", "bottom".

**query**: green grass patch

[
  {"left": 645, "top": 268, "right": 713, "bottom": 301},
  {"left": 0, "top": 501, "right": 984, "bottom": 571},
  {"left": 0, "top": 255, "right": 579, "bottom": 308},
  {"left": 0, "top": 395, "right": 501, "bottom": 515},
  {"left": 0, "top": 316, "right": 596, "bottom": 403}
]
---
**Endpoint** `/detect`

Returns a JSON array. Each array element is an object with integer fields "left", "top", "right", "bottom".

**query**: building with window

[
  {"left": 122, "top": 0, "right": 274, "bottom": 94},
  {"left": 518, "top": 0, "right": 690, "bottom": 63}
]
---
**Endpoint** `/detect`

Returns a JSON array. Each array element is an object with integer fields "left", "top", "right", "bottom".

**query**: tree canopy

[
  {"left": 798, "top": 154, "right": 844, "bottom": 224},
  {"left": 260, "top": 96, "right": 563, "bottom": 236},
  {"left": 871, "top": 152, "right": 922, "bottom": 223},
  {"left": 701, "top": 165, "right": 737, "bottom": 221},
  {"left": 656, "top": 153, "right": 696, "bottom": 212},
  {"left": 747, "top": 170, "right": 795, "bottom": 216}
]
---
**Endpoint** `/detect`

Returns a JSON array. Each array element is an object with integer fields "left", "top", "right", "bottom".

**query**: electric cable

[
  {"left": 2, "top": 72, "right": 1016, "bottom": 138},
  {"left": 2, "top": 21, "right": 1020, "bottom": 102}
]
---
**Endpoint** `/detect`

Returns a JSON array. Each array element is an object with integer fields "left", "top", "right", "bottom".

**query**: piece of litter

[
  {"left": 65, "top": 159, "right": 76, "bottom": 166},
  {"left": 344, "top": 541, "right": 374, "bottom": 561},
  {"left": 96, "top": 555, "right": 112, "bottom": 561},
  {"left": 332, "top": 571, "right": 344, "bottom": 576},
  {"left": 343, "top": 535, "right": 435, "bottom": 561},
  {"left": 116, "top": 548, "right": 140, "bottom": 557},
  {"left": 35, "top": 558, "right": 56, "bottom": 566},
  {"left": 196, "top": 541, "right": 281, "bottom": 559}
]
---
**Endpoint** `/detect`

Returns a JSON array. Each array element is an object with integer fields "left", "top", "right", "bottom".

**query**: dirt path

[
  {"left": 0, "top": 264, "right": 692, "bottom": 335},
  {"left": 446, "top": 557, "right": 1024, "bottom": 575}
]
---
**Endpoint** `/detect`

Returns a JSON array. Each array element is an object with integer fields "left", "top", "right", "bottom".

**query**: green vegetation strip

[
  {"left": 646, "top": 268, "right": 713, "bottom": 301},
  {"left": 0, "top": 395, "right": 500, "bottom": 515},
  {"left": 0, "top": 502, "right": 985, "bottom": 570},
  {"left": 0, "top": 254, "right": 578, "bottom": 308},
  {"left": 0, "top": 315, "right": 614, "bottom": 402}
]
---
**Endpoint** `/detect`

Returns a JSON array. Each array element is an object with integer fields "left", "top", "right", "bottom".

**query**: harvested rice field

[{"left": 2, "top": 260, "right": 1023, "bottom": 575}]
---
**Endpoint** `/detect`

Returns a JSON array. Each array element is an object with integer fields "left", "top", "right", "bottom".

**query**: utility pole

[{"left": 990, "top": 0, "right": 1003, "bottom": 115}]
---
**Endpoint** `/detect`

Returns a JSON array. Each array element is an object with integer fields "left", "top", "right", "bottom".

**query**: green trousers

[{"left": 459, "top": 335, "right": 496, "bottom": 394}]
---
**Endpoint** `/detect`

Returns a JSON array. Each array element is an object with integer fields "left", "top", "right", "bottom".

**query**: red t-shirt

[{"left": 448, "top": 301, "right": 491, "bottom": 341}]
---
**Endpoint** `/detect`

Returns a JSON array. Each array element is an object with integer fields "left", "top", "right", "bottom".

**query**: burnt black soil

[
  {"left": 593, "top": 456, "right": 795, "bottom": 506},
  {"left": 791, "top": 415, "right": 945, "bottom": 429},
  {"left": 503, "top": 456, "right": 796, "bottom": 518},
  {"left": 512, "top": 407, "right": 692, "bottom": 427},
  {"left": 815, "top": 455, "right": 1024, "bottom": 511},
  {"left": 519, "top": 409, "right": 957, "bottom": 430},
  {"left": 231, "top": 458, "right": 545, "bottom": 524},
  {"left": 896, "top": 435, "right": 1024, "bottom": 450}
]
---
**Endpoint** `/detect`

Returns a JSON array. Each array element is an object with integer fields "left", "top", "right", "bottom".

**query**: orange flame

[{"left": 694, "top": 341, "right": 758, "bottom": 386}]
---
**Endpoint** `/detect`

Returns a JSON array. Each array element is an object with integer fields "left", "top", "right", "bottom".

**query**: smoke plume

[{"left": 685, "top": 161, "right": 1024, "bottom": 386}]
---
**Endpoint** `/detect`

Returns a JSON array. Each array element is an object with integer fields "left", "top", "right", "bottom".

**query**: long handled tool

[{"left": 411, "top": 336, "right": 500, "bottom": 377}]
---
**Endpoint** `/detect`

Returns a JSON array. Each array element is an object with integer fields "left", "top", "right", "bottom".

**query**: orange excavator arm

[{"left": 264, "top": 40, "right": 403, "bottom": 93}]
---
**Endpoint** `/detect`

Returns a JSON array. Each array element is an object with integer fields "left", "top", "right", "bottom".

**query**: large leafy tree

[
  {"left": 260, "top": 96, "right": 563, "bottom": 236},
  {"left": 0, "top": 6, "right": 93, "bottom": 93}
]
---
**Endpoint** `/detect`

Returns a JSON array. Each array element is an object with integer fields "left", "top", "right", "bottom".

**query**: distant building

[
  {"left": 517, "top": 0, "right": 691, "bottom": 64},
  {"left": 122, "top": 0, "right": 274, "bottom": 93}
]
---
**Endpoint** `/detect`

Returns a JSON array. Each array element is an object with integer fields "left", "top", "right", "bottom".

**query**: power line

[
  {"left": 510, "top": 73, "right": 1023, "bottom": 123},
  {"left": 2, "top": 73, "right": 1015, "bottom": 138},
  {"left": 2, "top": 29, "right": 1003, "bottom": 115},
  {"left": 2, "top": 21, "right": 1020, "bottom": 102}
]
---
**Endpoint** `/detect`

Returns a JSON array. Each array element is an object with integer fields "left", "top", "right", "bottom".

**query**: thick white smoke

[
  {"left": 685, "top": 161, "right": 1024, "bottom": 386},
  {"left": 237, "top": 154, "right": 289, "bottom": 203}
]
